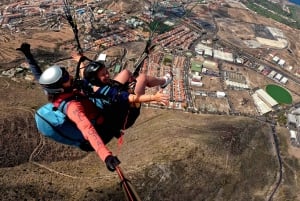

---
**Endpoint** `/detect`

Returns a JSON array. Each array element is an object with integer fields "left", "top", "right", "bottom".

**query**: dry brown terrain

[
  {"left": 218, "top": 6, "right": 300, "bottom": 69},
  {"left": 0, "top": 102, "right": 294, "bottom": 201}
]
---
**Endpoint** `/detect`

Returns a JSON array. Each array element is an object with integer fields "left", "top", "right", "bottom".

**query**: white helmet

[{"left": 39, "top": 65, "right": 69, "bottom": 94}]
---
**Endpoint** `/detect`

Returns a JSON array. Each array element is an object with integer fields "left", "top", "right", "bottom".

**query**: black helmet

[
  {"left": 39, "top": 65, "right": 70, "bottom": 94},
  {"left": 83, "top": 61, "right": 105, "bottom": 86}
]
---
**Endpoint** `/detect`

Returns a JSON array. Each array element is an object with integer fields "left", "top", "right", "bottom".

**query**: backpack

[{"left": 35, "top": 99, "right": 92, "bottom": 151}]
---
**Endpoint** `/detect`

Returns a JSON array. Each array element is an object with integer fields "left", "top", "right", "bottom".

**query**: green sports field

[{"left": 265, "top": 84, "right": 292, "bottom": 104}]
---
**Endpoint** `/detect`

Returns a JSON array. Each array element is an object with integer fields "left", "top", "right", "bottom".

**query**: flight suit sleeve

[
  {"left": 26, "top": 55, "right": 43, "bottom": 81},
  {"left": 66, "top": 101, "right": 112, "bottom": 162},
  {"left": 95, "top": 86, "right": 130, "bottom": 104}
]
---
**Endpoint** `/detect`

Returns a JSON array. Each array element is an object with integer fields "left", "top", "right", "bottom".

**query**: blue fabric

[
  {"left": 93, "top": 84, "right": 131, "bottom": 131},
  {"left": 35, "top": 102, "right": 86, "bottom": 147},
  {"left": 95, "top": 84, "right": 130, "bottom": 105},
  {"left": 26, "top": 56, "right": 42, "bottom": 81}
]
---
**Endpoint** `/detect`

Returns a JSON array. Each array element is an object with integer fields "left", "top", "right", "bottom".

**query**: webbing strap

[
  {"left": 116, "top": 131, "right": 124, "bottom": 156},
  {"left": 56, "top": 96, "right": 75, "bottom": 113},
  {"left": 100, "top": 85, "right": 110, "bottom": 95}
]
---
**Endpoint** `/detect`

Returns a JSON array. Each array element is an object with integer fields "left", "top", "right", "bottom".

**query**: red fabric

[
  {"left": 116, "top": 131, "right": 124, "bottom": 156},
  {"left": 53, "top": 92, "right": 111, "bottom": 162},
  {"left": 52, "top": 92, "right": 74, "bottom": 108}
]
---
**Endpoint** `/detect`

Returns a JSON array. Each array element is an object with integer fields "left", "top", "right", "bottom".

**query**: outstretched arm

[
  {"left": 128, "top": 90, "right": 170, "bottom": 106},
  {"left": 66, "top": 101, "right": 112, "bottom": 162},
  {"left": 66, "top": 101, "right": 121, "bottom": 171},
  {"left": 16, "top": 43, "right": 42, "bottom": 81},
  {"left": 71, "top": 52, "right": 86, "bottom": 78}
]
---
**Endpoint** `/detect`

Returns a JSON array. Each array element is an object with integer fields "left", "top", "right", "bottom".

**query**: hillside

[{"left": 0, "top": 99, "right": 298, "bottom": 200}]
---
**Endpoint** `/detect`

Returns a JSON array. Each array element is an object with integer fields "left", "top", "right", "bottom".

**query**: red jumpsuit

[{"left": 53, "top": 92, "right": 111, "bottom": 162}]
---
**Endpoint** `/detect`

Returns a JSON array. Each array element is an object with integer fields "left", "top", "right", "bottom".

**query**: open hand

[{"left": 153, "top": 90, "right": 170, "bottom": 106}]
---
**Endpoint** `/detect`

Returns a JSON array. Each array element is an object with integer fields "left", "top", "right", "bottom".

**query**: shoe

[{"left": 160, "top": 72, "right": 173, "bottom": 88}]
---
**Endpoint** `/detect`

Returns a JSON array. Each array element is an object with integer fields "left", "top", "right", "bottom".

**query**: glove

[
  {"left": 16, "top": 43, "right": 32, "bottom": 57},
  {"left": 105, "top": 155, "right": 121, "bottom": 172}
]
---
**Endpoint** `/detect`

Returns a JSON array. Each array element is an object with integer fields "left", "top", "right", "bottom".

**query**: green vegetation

[
  {"left": 291, "top": 5, "right": 300, "bottom": 18},
  {"left": 149, "top": 20, "right": 173, "bottom": 34},
  {"left": 191, "top": 61, "right": 203, "bottom": 72},
  {"left": 276, "top": 110, "right": 287, "bottom": 126},
  {"left": 265, "top": 84, "right": 292, "bottom": 104},
  {"left": 163, "top": 54, "right": 173, "bottom": 65},
  {"left": 245, "top": 0, "right": 300, "bottom": 29}
]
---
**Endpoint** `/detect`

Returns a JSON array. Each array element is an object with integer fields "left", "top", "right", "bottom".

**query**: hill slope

[{"left": 0, "top": 106, "right": 285, "bottom": 200}]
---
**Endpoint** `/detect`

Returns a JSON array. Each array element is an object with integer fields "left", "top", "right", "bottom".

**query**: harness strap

[
  {"left": 57, "top": 96, "right": 76, "bottom": 113},
  {"left": 101, "top": 85, "right": 110, "bottom": 95}
]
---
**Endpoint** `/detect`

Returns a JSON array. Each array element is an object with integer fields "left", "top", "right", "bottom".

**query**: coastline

[{"left": 286, "top": 0, "right": 300, "bottom": 6}]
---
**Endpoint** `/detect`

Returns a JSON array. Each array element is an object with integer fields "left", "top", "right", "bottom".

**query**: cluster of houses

[
  {"left": 152, "top": 26, "right": 200, "bottom": 50},
  {"left": 195, "top": 43, "right": 235, "bottom": 63},
  {"left": 287, "top": 108, "right": 300, "bottom": 147},
  {"left": 257, "top": 65, "right": 288, "bottom": 85}
]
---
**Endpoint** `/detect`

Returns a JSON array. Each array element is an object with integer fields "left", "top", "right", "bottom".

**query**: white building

[
  {"left": 252, "top": 93, "right": 272, "bottom": 115},
  {"left": 191, "top": 81, "right": 203, "bottom": 87},
  {"left": 192, "top": 75, "right": 202, "bottom": 81},
  {"left": 273, "top": 56, "right": 280, "bottom": 63},
  {"left": 195, "top": 43, "right": 212, "bottom": 57},
  {"left": 258, "top": 65, "right": 265, "bottom": 72},
  {"left": 268, "top": 70, "right": 277, "bottom": 78},
  {"left": 278, "top": 59, "right": 285, "bottom": 66},
  {"left": 216, "top": 91, "right": 226, "bottom": 98},
  {"left": 292, "top": 108, "right": 300, "bottom": 115},
  {"left": 255, "top": 89, "right": 278, "bottom": 108},
  {"left": 288, "top": 113, "right": 297, "bottom": 127},
  {"left": 97, "top": 53, "right": 106, "bottom": 61},
  {"left": 290, "top": 130, "right": 297, "bottom": 140},
  {"left": 280, "top": 77, "right": 288, "bottom": 84},
  {"left": 204, "top": 49, "right": 213, "bottom": 57},
  {"left": 195, "top": 49, "right": 204, "bottom": 55},
  {"left": 275, "top": 73, "right": 282, "bottom": 80},
  {"left": 235, "top": 57, "right": 244, "bottom": 64},
  {"left": 225, "top": 80, "right": 249, "bottom": 89},
  {"left": 213, "top": 49, "right": 234, "bottom": 62}
]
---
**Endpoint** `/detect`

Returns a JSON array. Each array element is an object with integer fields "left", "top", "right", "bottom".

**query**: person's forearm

[
  {"left": 79, "top": 62, "right": 86, "bottom": 78},
  {"left": 128, "top": 94, "right": 154, "bottom": 103},
  {"left": 67, "top": 103, "right": 112, "bottom": 161}
]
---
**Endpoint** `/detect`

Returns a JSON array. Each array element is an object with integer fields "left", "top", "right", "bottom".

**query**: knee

[
  {"left": 121, "top": 69, "right": 132, "bottom": 77},
  {"left": 136, "top": 73, "right": 147, "bottom": 81}
]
